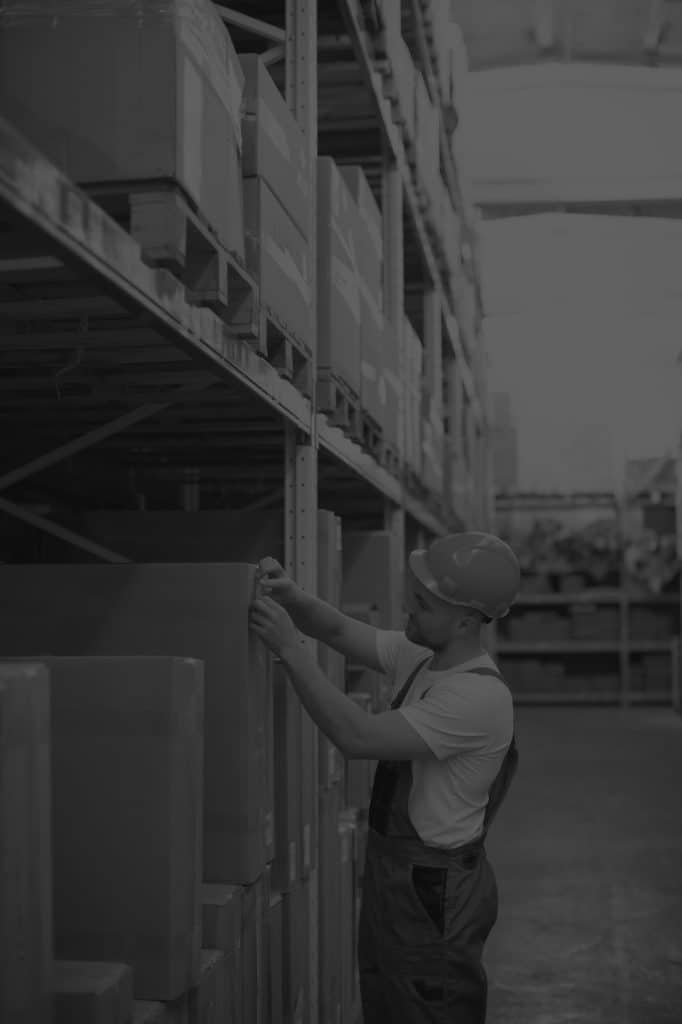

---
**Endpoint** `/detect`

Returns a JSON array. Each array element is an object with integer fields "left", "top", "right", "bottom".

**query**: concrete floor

[{"left": 485, "top": 707, "right": 682, "bottom": 1024}]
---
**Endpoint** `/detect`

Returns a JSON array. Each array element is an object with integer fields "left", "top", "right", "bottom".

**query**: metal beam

[
  {"left": 0, "top": 376, "right": 216, "bottom": 492},
  {"left": 213, "top": 6, "right": 286, "bottom": 43},
  {"left": 0, "top": 496, "right": 129, "bottom": 563}
]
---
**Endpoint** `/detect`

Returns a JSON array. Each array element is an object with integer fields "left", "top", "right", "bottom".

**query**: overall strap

[{"left": 390, "top": 655, "right": 432, "bottom": 711}]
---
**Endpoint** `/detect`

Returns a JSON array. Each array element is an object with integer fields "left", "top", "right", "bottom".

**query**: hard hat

[{"left": 408, "top": 532, "right": 521, "bottom": 620}]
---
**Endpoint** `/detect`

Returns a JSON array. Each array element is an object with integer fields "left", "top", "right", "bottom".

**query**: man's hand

[
  {"left": 256, "top": 557, "right": 300, "bottom": 609},
  {"left": 249, "top": 595, "right": 301, "bottom": 658}
]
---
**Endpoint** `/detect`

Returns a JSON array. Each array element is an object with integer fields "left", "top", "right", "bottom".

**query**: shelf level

[
  {"left": 0, "top": 116, "right": 312, "bottom": 434},
  {"left": 335, "top": 0, "right": 480, "bottom": 420},
  {"left": 497, "top": 642, "right": 621, "bottom": 655}
]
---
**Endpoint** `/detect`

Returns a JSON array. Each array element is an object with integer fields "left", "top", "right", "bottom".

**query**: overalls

[{"left": 358, "top": 658, "right": 518, "bottom": 1024}]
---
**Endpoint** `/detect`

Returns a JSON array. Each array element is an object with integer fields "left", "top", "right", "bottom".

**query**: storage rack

[
  {"left": 0, "top": 2, "right": 488, "bottom": 1021},
  {"left": 494, "top": 492, "right": 680, "bottom": 706}
]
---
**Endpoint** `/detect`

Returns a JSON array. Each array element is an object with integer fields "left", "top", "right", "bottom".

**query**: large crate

[
  {"left": 0, "top": 0, "right": 245, "bottom": 261},
  {"left": 0, "top": 564, "right": 270, "bottom": 887},
  {"left": 43, "top": 657, "right": 203, "bottom": 1002},
  {"left": 0, "top": 663, "right": 52, "bottom": 1024},
  {"left": 317, "top": 157, "right": 362, "bottom": 400},
  {"left": 240, "top": 55, "right": 310, "bottom": 240},
  {"left": 243, "top": 178, "right": 313, "bottom": 353}
]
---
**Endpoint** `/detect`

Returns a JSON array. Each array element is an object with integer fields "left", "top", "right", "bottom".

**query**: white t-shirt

[{"left": 376, "top": 630, "right": 514, "bottom": 849}]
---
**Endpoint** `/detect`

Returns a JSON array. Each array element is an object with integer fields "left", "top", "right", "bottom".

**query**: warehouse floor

[{"left": 484, "top": 706, "right": 682, "bottom": 1023}]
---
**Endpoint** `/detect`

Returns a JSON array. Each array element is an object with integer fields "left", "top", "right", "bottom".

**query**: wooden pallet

[
  {"left": 255, "top": 309, "right": 313, "bottom": 399},
  {"left": 84, "top": 180, "right": 257, "bottom": 332},
  {"left": 317, "top": 375, "right": 361, "bottom": 438},
  {"left": 359, "top": 412, "right": 383, "bottom": 461}
]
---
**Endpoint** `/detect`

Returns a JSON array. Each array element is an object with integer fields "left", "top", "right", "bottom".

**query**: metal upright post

[
  {"left": 382, "top": 136, "right": 407, "bottom": 625},
  {"left": 284, "top": 2, "right": 319, "bottom": 1018}
]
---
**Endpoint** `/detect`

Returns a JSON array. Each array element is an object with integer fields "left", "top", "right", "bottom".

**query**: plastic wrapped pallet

[
  {"left": 0, "top": 0, "right": 245, "bottom": 261},
  {"left": 0, "top": 563, "right": 271, "bottom": 887},
  {"left": 38, "top": 657, "right": 202, "bottom": 1001},
  {"left": 54, "top": 961, "right": 133, "bottom": 1024},
  {"left": 0, "top": 662, "right": 52, "bottom": 1024},
  {"left": 240, "top": 55, "right": 310, "bottom": 240},
  {"left": 317, "top": 157, "right": 362, "bottom": 400}
]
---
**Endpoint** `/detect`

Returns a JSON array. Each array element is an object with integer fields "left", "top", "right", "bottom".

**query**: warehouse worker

[{"left": 250, "top": 531, "right": 521, "bottom": 1024}]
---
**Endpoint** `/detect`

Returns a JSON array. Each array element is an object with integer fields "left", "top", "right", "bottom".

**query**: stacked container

[
  {"left": 240, "top": 55, "right": 313, "bottom": 354},
  {"left": 0, "top": 0, "right": 246, "bottom": 262},
  {"left": 317, "top": 157, "right": 363, "bottom": 409}
]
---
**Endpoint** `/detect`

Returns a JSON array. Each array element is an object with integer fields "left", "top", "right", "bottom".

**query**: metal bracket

[{"left": 213, "top": 6, "right": 286, "bottom": 44}]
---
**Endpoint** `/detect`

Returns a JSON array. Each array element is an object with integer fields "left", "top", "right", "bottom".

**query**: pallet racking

[
  {"left": 0, "top": 2, "right": 488, "bottom": 1021},
  {"left": 494, "top": 492, "right": 680, "bottom": 706}
]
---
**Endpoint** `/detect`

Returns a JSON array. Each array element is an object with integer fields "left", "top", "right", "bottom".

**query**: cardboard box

[
  {"left": 317, "top": 157, "right": 362, "bottom": 398},
  {"left": 187, "top": 950, "right": 228, "bottom": 1024},
  {"left": 54, "top": 961, "right": 133, "bottom": 1024},
  {"left": 317, "top": 787, "right": 342, "bottom": 1024},
  {"left": 342, "top": 530, "right": 402, "bottom": 630},
  {"left": 240, "top": 55, "right": 310, "bottom": 239},
  {"left": 272, "top": 663, "right": 302, "bottom": 893},
  {"left": 0, "top": 662, "right": 52, "bottom": 1024},
  {"left": 38, "top": 657, "right": 202, "bottom": 1001},
  {"left": 0, "top": 0, "right": 245, "bottom": 260},
  {"left": 0, "top": 563, "right": 270, "bottom": 886},
  {"left": 340, "top": 166, "right": 385, "bottom": 430},
  {"left": 243, "top": 178, "right": 312, "bottom": 351},
  {"left": 267, "top": 893, "right": 284, "bottom": 1024}
]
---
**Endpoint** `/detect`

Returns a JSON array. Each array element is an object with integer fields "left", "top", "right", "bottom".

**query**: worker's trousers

[{"left": 358, "top": 661, "right": 513, "bottom": 1023}]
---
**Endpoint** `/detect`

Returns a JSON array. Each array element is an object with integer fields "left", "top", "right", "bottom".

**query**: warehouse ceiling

[{"left": 450, "top": 0, "right": 682, "bottom": 70}]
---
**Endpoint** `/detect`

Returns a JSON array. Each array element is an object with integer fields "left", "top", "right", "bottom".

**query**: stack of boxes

[
  {"left": 317, "top": 157, "right": 363, "bottom": 418},
  {"left": 0, "top": 564, "right": 273, "bottom": 1021},
  {"left": 0, "top": 0, "right": 246, "bottom": 264},
  {"left": 340, "top": 167, "right": 385, "bottom": 439},
  {"left": 240, "top": 55, "right": 313, "bottom": 356}
]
